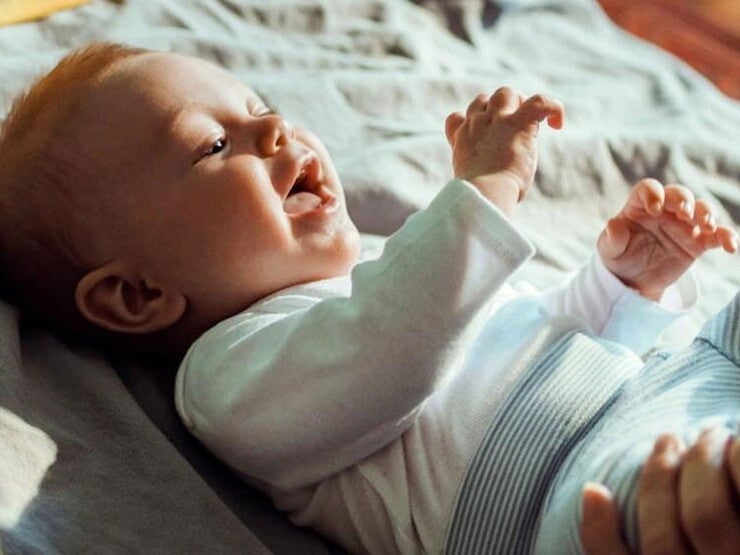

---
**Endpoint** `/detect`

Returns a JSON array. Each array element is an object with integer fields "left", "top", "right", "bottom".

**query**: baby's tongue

[{"left": 283, "top": 191, "right": 323, "bottom": 214}]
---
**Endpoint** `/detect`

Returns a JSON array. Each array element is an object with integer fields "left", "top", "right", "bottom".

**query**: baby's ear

[{"left": 75, "top": 261, "right": 186, "bottom": 334}]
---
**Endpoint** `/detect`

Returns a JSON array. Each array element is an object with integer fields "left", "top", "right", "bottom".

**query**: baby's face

[{"left": 83, "top": 52, "right": 360, "bottom": 326}]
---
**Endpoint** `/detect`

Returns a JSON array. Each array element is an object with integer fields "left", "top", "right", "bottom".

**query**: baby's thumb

[
  {"left": 445, "top": 111, "right": 465, "bottom": 146},
  {"left": 597, "top": 218, "right": 630, "bottom": 260}
]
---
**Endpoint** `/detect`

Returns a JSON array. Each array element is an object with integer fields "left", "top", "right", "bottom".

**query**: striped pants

[{"left": 446, "top": 291, "right": 740, "bottom": 554}]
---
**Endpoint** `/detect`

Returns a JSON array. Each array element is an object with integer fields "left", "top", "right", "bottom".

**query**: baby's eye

[
  {"left": 204, "top": 137, "right": 227, "bottom": 157},
  {"left": 257, "top": 106, "right": 277, "bottom": 118},
  {"left": 194, "top": 137, "right": 228, "bottom": 165}
]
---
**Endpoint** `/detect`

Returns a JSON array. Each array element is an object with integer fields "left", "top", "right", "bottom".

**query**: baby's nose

[{"left": 258, "top": 114, "right": 295, "bottom": 157}]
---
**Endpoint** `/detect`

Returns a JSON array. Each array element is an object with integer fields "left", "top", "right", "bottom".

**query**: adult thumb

[{"left": 580, "top": 482, "right": 631, "bottom": 555}]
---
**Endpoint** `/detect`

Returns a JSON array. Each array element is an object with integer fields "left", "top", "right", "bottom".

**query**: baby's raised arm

[
  {"left": 177, "top": 177, "right": 535, "bottom": 488},
  {"left": 445, "top": 86, "right": 564, "bottom": 218}
]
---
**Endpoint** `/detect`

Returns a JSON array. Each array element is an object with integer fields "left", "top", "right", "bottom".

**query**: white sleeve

[
  {"left": 536, "top": 255, "right": 697, "bottom": 356},
  {"left": 176, "top": 179, "right": 535, "bottom": 489}
]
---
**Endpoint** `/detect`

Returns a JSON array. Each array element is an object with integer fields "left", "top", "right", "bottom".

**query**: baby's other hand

[
  {"left": 445, "top": 87, "right": 563, "bottom": 216},
  {"left": 598, "top": 178, "right": 738, "bottom": 301}
]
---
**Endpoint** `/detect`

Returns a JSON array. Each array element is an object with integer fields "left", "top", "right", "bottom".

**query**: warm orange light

[
  {"left": 597, "top": 0, "right": 740, "bottom": 99},
  {"left": 0, "top": 0, "right": 92, "bottom": 27}
]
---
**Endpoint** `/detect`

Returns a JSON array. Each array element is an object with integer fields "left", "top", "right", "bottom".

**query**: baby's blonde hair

[{"left": 0, "top": 42, "right": 154, "bottom": 353}]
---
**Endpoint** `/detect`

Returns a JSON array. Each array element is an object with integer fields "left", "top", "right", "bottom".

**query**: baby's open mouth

[{"left": 283, "top": 157, "right": 334, "bottom": 215}]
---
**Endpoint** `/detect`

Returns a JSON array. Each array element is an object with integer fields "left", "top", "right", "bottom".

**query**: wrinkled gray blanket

[{"left": 1, "top": 0, "right": 738, "bottom": 553}]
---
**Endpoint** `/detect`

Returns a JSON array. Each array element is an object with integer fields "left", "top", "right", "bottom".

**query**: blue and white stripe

[
  {"left": 447, "top": 291, "right": 740, "bottom": 554},
  {"left": 446, "top": 323, "right": 643, "bottom": 553}
]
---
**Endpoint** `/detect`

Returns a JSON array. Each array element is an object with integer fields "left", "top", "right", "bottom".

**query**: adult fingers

[
  {"left": 727, "top": 436, "right": 740, "bottom": 497},
  {"left": 680, "top": 427, "right": 740, "bottom": 555},
  {"left": 581, "top": 483, "right": 631, "bottom": 555},
  {"left": 637, "top": 434, "right": 692, "bottom": 555}
]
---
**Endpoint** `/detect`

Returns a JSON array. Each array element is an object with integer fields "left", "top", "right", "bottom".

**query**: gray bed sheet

[{"left": 1, "top": 0, "right": 738, "bottom": 553}]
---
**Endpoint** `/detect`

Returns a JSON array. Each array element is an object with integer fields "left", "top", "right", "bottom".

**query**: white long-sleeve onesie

[{"left": 175, "top": 179, "right": 694, "bottom": 554}]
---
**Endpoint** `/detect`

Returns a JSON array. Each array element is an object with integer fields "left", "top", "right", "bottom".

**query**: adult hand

[
  {"left": 580, "top": 429, "right": 740, "bottom": 554},
  {"left": 580, "top": 481, "right": 629, "bottom": 555}
]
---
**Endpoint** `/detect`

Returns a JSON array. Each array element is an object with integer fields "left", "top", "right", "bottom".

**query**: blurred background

[{"left": 2, "top": 1, "right": 738, "bottom": 98}]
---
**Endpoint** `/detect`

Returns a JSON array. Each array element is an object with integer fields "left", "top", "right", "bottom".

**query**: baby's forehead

[
  {"left": 92, "top": 53, "right": 265, "bottom": 142},
  {"left": 115, "top": 52, "right": 259, "bottom": 107},
  {"left": 122, "top": 52, "right": 221, "bottom": 86},
  {"left": 70, "top": 53, "right": 267, "bottom": 166}
]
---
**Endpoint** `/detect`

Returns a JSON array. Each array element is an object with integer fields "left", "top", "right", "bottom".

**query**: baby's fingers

[
  {"left": 445, "top": 111, "right": 465, "bottom": 146},
  {"left": 663, "top": 184, "right": 696, "bottom": 222},
  {"left": 697, "top": 225, "right": 738, "bottom": 254},
  {"left": 466, "top": 93, "right": 490, "bottom": 117},
  {"left": 512, "top": 94, "right": 564, "bottom": 129},
  {"left": 692, "top": 199, "right": 717, "bottom": 234},
  {"left": 487, "top": 86, "right": 520, "bottom": 115},
  {"left": 629, "top": 178, "right": 664, "bottom": 217},
  {"left": 715, "top": 226, "right": 739, "bottom": 253},
  {"left": 690, "top": 201, "right": 739, "bottom": 254}
]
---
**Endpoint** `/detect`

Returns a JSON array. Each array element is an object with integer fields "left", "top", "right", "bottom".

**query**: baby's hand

[
  {"left": 445, "top": 87, "right": 564, "bottom": 217},
  {"left": 598, "top": 178, "right": 738, "bottom": 300}
]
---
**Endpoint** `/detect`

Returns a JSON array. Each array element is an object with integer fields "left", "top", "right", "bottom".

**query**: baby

[{"left": 1, "top": 43, "right": 739, "bottom": 554}]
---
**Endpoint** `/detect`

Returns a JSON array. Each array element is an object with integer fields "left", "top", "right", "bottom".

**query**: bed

[{"left": 1, "top": 0, "right": 738, "bottom": 553}]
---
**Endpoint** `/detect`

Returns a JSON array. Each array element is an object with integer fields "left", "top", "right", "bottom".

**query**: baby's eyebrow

[
  {"left": 167, "top": 102, "right": 202, "bottom": 139},
  {"left": 168, "top": 81, "right": 257, "bottom": 138}
]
